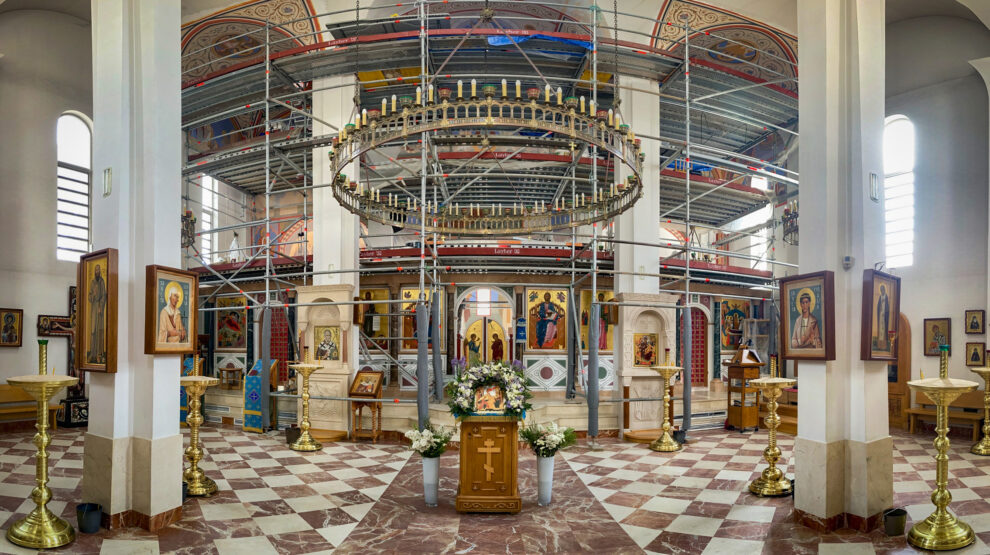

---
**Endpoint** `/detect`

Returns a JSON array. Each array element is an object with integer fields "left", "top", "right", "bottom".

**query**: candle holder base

[
  {"left": 971, "top": 437, "right": 990, "bottom": 456},
  {"left": 289, "top": 433, "right": 322, "bottom": 452},
  {"left": 649, "top": 430, "right": 682, "bottom": 452},
  {"left": 748, "top": 475, "right": 793, "bottom": 497},
  {"left": 6, "top": 508, "right": 75, "bottom": 549},
  {"left": 908, "top": 515, "right": 974, "bottom": 551},
  {"left": 183, "top": 471, "right": 218, "bottom": 497}
]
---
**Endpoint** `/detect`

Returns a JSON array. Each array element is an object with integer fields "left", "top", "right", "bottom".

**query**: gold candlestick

[
  {"left": 181, "top": 375, "right": 220, "bottom": 496},
  {"left": 38, "top": 340, "right": 48, "bottom": 375},
  {"left": 289, "top": 363, "right": 322, "bottom": 452},
  {"left": 6, "top": 374, "right": 78, "bottom": 549},
  {"left": 749, "top": 358, "right": 796, "bottom": 497},
  {"left": 970, "top": 367, "right": 990, "bottom": 455},
  {"left": 907, "top": 371, "right": 978, "bottom": 550},
  {"left": 649, "top": 352, "right": 682, "bottom": 452}
]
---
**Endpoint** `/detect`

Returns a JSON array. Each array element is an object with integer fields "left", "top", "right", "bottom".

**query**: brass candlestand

[
  {"left": 749, "top": 357, "right": 796, "bottom": 497},
  {"left": 907, "top": 345, "right": 978, "bottom": 551},
  {"left": 969, "top": 366, "right": 990, "bottom": 456},
  {"left": 5, "top": 374, "right": 78, "bottom": 549},
  {"left": 38, "top": 340, "right": 48, "bottom": 375},
  {"left": 289, "top": 363, "right": 322, "bottom": 452},
  {"left": 649, "top": 352, "right": 682, "bottom": 452},
  {"left": 181, "top": 375, "right": 220, "bottom": 496}
]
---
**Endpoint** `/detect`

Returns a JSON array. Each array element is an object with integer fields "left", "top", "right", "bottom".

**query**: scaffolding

[{"left": 179, "top": 0, "right": 799, "bottom": 437}]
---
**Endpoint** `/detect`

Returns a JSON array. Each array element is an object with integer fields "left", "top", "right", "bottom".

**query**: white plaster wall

[
  {"left": 0, "top": 9, "right": 92, "bottom": 383},
  {"left": 886, "top": 16, "right": 990, "bottom": 380}
]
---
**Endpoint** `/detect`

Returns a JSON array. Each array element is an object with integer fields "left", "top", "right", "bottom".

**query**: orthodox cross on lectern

[
  {"left": 36, "top": 286, "right": 83, "bottom": 398},
  {"left": 478, "top": 438, "right": 501, "bottom": 481}
]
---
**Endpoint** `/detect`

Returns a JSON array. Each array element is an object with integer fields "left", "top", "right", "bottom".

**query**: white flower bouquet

[
  {"left": 520, "top": 421, "right": 577, "bottom": 458},
  {"left": 404, "top": 420, "right": 453, "bottom": 458}
]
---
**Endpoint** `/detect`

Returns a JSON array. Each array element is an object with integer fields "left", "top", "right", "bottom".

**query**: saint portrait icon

[{"left": 474, "top": 385, "right": 505, "bottom": 413}]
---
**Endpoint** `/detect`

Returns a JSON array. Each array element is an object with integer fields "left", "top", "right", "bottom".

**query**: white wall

[
  {"left": 0, "top": 9, "right": 92, "bottom": 383},
  {"left": 886, "top": 16, "right": 990, "bottom": 379}
]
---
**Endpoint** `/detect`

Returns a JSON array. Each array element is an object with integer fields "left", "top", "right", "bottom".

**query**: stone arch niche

[
  {"left": 295, "top": 284, "right": 355, "bottom": 440},
  {"left": 615, "top": 292, "right": 679, "bottom": 435}
]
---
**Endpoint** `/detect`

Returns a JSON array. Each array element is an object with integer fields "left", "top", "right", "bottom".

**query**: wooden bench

[
  {"left": 906, "top": 389, "right": 984, "bottom": 442},
  {"left": 0, "top": 384, "right": 59, "bottom": 430}
]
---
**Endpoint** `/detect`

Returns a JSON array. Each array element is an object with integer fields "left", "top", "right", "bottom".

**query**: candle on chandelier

[
  {"left": 589, "top": 100, "right": 595, "bottom": 116},
  {"left": 544, "top": 84, "right": 551, "bottom": 103},
  {"left": 457, "top": 80, "right": 464, "bottom": 99},
  {"left": 582, "top": 192, "right": 586, "bottom": 205},
  {"left": 607, "top": 109, "right": 613, "bottom": 126},
  {"left": 355, "top": 114, "right": 361, "bottom": 130},
  {"left": 501, "top": 79, "right": 507, "bottom": 98},
  {"left": 614, "top": 114, "right": 621, "bottom": 130},
  {"left": 416, "top": 86, "right": 422, "bottom": 105},
  {"left": 471, "top": 78, "right": 477, "bottom": 98},
  {"left": 381, "top": 97, "right": 388, "bottom": 116},
  {"left": 580, "top": 96, "right": 586, "bottom": 113},
  {"left": 513, "top": 203, "right": 517, "bottom": 215},
  {"left": 498, "top": 203, "right": 502, "bottom": 214},
  {"left": 362, "top": 108, "right": 368, "bottom": 126},
  {"left": 556, "top": 87, "right": 563, "bottom": 105},
  {"left": 515, "top": 80, "right": 521, "bottom": 99},
  {"left": 427, "top": 84, "right": 434, "bottom": 104},
  {"left": 455, "top": 202, "right": 459, "bottom": 214},
  {"left": 391, "top": 94, "right": 397, "bottom": 113}
]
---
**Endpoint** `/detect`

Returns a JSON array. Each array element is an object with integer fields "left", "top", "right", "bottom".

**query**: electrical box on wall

[{"left": 869, "top": 172, "right": 879, "bottom": 202}]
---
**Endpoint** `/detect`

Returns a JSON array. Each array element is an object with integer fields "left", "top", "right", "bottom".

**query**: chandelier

[{"left": 329, "top": 81, "right": 645, "bottom": 236}]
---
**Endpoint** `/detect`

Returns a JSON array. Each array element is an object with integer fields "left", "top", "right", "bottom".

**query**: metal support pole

[
  {"left": 566, "top": 290, "right": 578, "bottom": 399},
  {"left": 430, "top": 297, "right": 443, "bottom": 402},
  {"left": 416, "top": 301, "right": 429, "bottom": 430},
  {"left": 260, "top": 307, "right": 272, "bottom": 430},
  {"left": 681, "top": 23, "right": 693, "bottom": 435},
  {"left": 588, "top": 301, "right": 600, "bottom": 439}
]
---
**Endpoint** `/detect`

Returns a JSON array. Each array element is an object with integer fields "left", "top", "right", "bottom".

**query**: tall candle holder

[
  {"left": 969, "top": 365, "right": 990, "bottom": 456},
  {"left": 38, "top": 340, "right": 48, "bottom": 375},
  {"left": 906, "top": 345, "right": 979, "bottom": 550},
  {"left": 748, "top": 356, "right": 796, "bottom": 497},
  {"left": 649, "top": 351, "right": 682, "bottom": 452},
  {"left": 181, "top": 375, "right": 220, "bottom": 496},
  {"left": 5, "top": 374, "right": 78, "bottom": 549},
  {"left": 289, "top": 363, "right": 323, "bottom": 452}
]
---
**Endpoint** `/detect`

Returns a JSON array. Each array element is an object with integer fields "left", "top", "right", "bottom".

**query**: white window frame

[
  {"left": 56, "top": 112, "right": 93, "bottom": 262},
  {"left": 883, "top": 115, "right": 915, "bottom": 268},
  {"left": 201, "top": 175, "right": 218, "bottom": 263}
]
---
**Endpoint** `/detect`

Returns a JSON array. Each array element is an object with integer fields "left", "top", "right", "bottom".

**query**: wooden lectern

[
  {"left": 724, "top": 347, "right": 763, "bottom": 431},
  {"left": 455, "top": 416, "right": 521, "bottom": 513}
]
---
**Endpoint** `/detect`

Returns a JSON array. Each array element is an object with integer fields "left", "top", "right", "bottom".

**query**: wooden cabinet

[
  {"left": 456, "top": 416, "right": 521, "bottom": 513},
  {"left": 725, "top": 348, "right": 763, "bottom": 431}
]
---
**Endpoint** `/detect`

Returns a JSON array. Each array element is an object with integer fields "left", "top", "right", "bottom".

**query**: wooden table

[{"left": 351, "top": 401, "right": 382, "bottom": 443}]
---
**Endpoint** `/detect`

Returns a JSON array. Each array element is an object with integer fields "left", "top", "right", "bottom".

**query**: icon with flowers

[{"left": 444, "top": 360, "right": 532, "bottom": 420}]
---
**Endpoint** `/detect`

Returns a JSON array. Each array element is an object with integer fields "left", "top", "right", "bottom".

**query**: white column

[
  {"left": 312, "top": 75, "right": 360, "bottom": 289},
  {"left": 615, "top": 76, "right": 661, "bottom": 295},
  {"left": 795, "top": 0, "right": 891, "bottom": 530},
  {"left": 83, "top": 0, "right": 183, "bottom": 526},
  {"left": 971, "top": 58, "right": 990, "bottom": 322}
]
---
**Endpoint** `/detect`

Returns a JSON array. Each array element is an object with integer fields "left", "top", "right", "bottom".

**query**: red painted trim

[
  {"left": 181, "top": 17, "right": 301, "bottom": 50},
  {"left": 427, "top": 151, "right": 613, "bottom": 168},
  {"left": 688, "top": 56, "right": 796, "bottom": 98}
]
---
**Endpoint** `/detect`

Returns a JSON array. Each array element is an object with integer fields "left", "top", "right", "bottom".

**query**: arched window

[
  {"left": 883, "top": 115, "right": 915, "bottom": 268},
  {"left": 56, "top": 113, "right": 92, "bottom": 262}
]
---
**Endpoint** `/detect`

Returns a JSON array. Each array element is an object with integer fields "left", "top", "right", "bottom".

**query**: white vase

[
  {"left": 422, "top": 456, "right": 440, "bottom": 507},
  {"left": 537, "top": 455, "right": 555, "bottom": 506}
]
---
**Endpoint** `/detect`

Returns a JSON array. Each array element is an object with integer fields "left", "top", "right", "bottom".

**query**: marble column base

[
  {"left": 82, "top": 433, "right": 131, "bottom": 516},
  {"left": 101, "top": 507, "right": 182, "bottom": 533},
  {"left": 794, "top": 435, "right": 893, "bottom": 533}
]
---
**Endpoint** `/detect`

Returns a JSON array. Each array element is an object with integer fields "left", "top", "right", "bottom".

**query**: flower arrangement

[
  {"left": 404, "top": 421, "right": 453, "bottom": 458},
  {"left": 444, "top": 360, "right": 532, "bottom": 419},
  {"left": 520, "top": 422, "right": 577, "bottom": 458}
]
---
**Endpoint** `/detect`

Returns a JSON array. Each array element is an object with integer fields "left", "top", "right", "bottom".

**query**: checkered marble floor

[{"left": 1, "top": 426, "right": 990, "bottom": 554}]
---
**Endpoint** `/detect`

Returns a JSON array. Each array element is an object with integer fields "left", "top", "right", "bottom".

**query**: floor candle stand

[
  {"left": 649, "top": 353, "right": 682, "bottom": 452},
  {"left": 181, "top": 375, "right": 220, "bottom": 496},
  {"left": 289, "top": 363, "right": 322, "bottom": 452},
  {"left": 748, "top": 357, "right": 796, "bottom": 497},
  {"left": 906, "top": 345, "right": 978, "bottom": 551},
  {"left": 969, "top": 366, "right": 990, "bottom": 456},
  {"left": 5, "top": 374, "right": 78, "bottom": 549}
]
